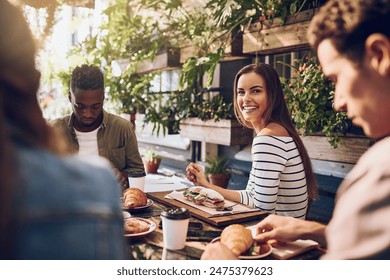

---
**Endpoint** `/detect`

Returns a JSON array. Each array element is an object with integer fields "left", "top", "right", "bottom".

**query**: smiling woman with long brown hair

[
  {"left": 187, "top": 63, "right": 317, "bottom": 219},
  {"left": 0, "top": 0, "right": 125, "bottom": 259}
]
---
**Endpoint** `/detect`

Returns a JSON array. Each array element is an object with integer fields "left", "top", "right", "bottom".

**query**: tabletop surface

[{"left": 123, "top": 193, "right": 325, "bottom": 260}]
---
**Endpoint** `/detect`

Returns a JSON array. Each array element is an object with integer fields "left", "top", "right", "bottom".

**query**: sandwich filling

[{"left": 183, "top": 186, "right": 225, "bottom": 208}]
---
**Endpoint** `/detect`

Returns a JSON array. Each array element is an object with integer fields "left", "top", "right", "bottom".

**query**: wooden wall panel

[
  {"left": 301, "top": 135, "right": 371, "bottom": 164},
  {"left": 180, "top": 118, "right": 253, "bottom": 146},
  {"left": 243, "top": 21, "right": 310, "bottom": 54}
]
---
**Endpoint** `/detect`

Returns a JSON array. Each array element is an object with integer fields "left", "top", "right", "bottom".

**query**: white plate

[
  {"left": 124, "top": 218, "right": 156, "bottom": 237},
  {"left": 122, "top": 198, "right": 153, "bottom": 211},
  {"left": 210, "top": 237, "right": 273, "bottom": 259}
]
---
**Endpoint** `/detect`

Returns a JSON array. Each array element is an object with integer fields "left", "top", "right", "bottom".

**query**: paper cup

[
  {"left": 128, "top": 176, "right": 145, "bottom": 191},
  {"left": 161, "top": 208, "right": 190, "bottom": 250}
]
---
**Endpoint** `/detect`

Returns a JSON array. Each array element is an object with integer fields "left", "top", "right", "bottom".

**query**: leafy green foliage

[
  {"left": 51, "top": 0, "right": 327, "bottom": 136},
  {"left": 178, "top": 48, "right": 233, "bottom": 121},
  {"left": 282, "top": 56, "right": 352, "bottom": 147},
  {"left": 205, "top": 157, "right": 229, "bottom": 175},
  {"left": 181, "top": 94, "right": 234, "bottom": 121},
  {"left": 206, "top": 0, "right": 320, "bottom": 30},
  {"left": 143, "top": 147, "right": 161, "bottom": 161}
]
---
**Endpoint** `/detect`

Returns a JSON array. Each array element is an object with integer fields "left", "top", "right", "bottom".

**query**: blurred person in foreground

[
  {"left": 186, "top": 63, "right": 318, "bottom": 219},
  {"left": 51, "top": 64, "right": 146, "bottom": 191},
  {"left": 0, "top": 0, "right": 125, "bottom": 259},
  {"left": 202, "top": 0, "right": 390, "bottom": 260}
]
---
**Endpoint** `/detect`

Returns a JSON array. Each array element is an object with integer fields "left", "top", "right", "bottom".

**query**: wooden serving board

[{"left": 147, "top": 191, "right": 268, "bottom": 227}]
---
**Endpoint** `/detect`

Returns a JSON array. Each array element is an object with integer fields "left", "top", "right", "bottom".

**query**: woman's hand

[
  {"left": 201, "top": 242, "right": 238, "bottom": 260},
  {"left": 186, "top": 163, "right": 208, "bottom": 186}
]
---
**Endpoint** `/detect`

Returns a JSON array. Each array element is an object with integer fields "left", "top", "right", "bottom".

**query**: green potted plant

[
  {"left": 281, "top": 56, "right": 352, "bottom": 148},
  {"left": 142, "top": 148, "right": 162, "bottom": 174},
  {"left": 205, "top": 156, "right": 230, "bottom": 189},
  {"left": 207, "top": 0, "right": 315, "bottom": 31}
]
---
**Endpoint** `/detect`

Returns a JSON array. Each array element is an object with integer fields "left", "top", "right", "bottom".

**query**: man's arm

[
  {"left": 123, "top": 122, "right": 146, "bottom": 176},
  {"left": 253, "top": 214, "right": 327, "bottom": 247}
]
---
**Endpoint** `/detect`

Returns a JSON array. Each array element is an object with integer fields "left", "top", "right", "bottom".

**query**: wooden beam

[
  {"left": 243, "top": 20, "right": 311, "bottom": 54},
  {"left": 63, "top": 0, "right": 94, "bottom": 8},
  {"left": 136, "top": 48, "right": 181, "bottom": 74},
  {"left": 242, "top": 8, "right": 318, "bottom": 55}
]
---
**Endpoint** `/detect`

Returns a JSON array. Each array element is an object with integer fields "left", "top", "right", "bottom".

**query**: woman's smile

[{"left": 242, "top": 105, "right": 259, "bottom": 113}]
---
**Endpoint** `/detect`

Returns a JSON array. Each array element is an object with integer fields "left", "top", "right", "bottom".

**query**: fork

[{"left": 216, "top": 203, "right": 238, "bottom": 211}]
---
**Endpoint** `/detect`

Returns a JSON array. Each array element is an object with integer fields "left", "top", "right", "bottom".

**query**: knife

[{"left": 207, "top": 212, "right": 236, "bottom": 218}]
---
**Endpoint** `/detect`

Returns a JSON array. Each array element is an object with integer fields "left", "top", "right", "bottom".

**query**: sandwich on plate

[{"left": 183, "top": 186, "right": 225, "bottom": 208}]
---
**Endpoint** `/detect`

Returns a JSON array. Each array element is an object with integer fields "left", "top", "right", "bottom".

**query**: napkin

[{"left": 144, "top": 175, "right": 190, "bottom": 193}]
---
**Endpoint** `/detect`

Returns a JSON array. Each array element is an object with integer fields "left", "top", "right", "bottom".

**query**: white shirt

[{"left": 75, "top": 126, "right": 100, "bottom": 158}]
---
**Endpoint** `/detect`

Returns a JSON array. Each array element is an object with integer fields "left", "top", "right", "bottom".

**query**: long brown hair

[
  {"left": 233, "top": 63, "right": 318, "bottom": 203},
  {"left": 0, "top": 0, "right": 64, "bottom": 259}
]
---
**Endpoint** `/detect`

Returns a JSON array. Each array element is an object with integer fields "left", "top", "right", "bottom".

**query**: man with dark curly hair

[
  {"left": 202, "top": 0, "right": 390, "bottom": 260},
  {"left": 52, "top": 64, "right": 145, "bottom": 190}
]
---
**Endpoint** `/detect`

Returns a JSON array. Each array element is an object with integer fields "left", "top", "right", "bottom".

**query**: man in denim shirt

[
  {"left": 52, "top": 65, "right": 146, "bottom": 190},
  {"left": 0, "top": 1, "right": 125, "bottom": 259}
]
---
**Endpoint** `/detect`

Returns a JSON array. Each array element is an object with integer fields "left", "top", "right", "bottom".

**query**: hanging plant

[
  {"left": 281, "top": 56, "right": 352, "bottom": 148},
  {"left": 206, "top": 0, "right": 322, "bottom": 32}
]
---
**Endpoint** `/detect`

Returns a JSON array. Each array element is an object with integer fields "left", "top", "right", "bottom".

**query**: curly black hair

[
  {"left": 308, "top": 0, "right": 390, "bottom": 66},
  {"left": 70, "top": 64, "right": 104, "bottom": 92}
]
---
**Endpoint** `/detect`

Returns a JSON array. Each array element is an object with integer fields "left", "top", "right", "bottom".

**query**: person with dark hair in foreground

[
  {"left": 52, "top": 64, "right": 145, "bottom": 190},
  {"left": 0, "top": 0, "right": 125, "bottom": 259},
  {"left": 202, "top": 0, "right": 390, "bottom": 260}
]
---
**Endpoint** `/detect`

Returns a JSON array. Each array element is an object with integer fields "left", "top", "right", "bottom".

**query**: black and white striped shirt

[{"left": 239, "top": 135, "right": 308, "bottom": 219}]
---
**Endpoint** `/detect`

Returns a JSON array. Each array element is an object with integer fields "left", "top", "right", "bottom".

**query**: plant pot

[
  {"left": 143, "top": 158, "right": 161, "bottom": 174},
  {"left": 208, "top": 174, "right": 230, "bottom": 189},
  {"left": 243, "top": 9, "right": 316, "bottom": 55},
  {"left": 300, "top": 134, "right": 370, "bottom": 164}
]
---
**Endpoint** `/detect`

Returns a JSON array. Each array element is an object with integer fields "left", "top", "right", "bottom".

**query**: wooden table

[
  {"left": 124, "top": 192, "right": 325, "bottom": 260},
  {"left": 147, "top": 190, "right": 269, "bottom": 227}
]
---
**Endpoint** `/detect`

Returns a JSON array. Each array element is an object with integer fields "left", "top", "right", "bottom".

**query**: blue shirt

[{"left": 11, "top": 145, "right": 126, "bottom": 259}]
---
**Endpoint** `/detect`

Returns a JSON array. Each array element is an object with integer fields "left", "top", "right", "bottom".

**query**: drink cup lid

[{"left": 161, "top": 207, "right": 190, "bottom": 220}]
